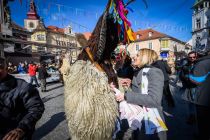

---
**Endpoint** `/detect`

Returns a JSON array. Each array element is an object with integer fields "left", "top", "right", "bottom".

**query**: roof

[
  {"left": 83, "top": 32, "right": 92, "bottom": 40},
  {"left": 26, "top": 0, "right": 39, "bottom": 20},
  {"left": 186, "top": 39, "right": 193, "bottom": 46},
  {"left": 193, "top": 0, "right": 208, "bottom": 7},
  {"left": 11, "top": 22, "right": 28, "bottom": 32},
  {"left": 47, "top": 26, "right": 64, "bottom": 34},
  {"left": 76, "top": 33, "right": 88, "bottom": 47},
  {"left": 134, "top": 29, "right": 168, "bottom": 41},
  {"left": 34, "top": 21, "right": 46, "bottom": 32},
  {"left": 134, "top": 29, "right": 185, "bottom": 44}
]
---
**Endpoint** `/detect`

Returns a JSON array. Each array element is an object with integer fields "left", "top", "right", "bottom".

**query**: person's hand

[
  {"left": 119, "top": 78, "right": 131, "bottom": 87},
  {"left": 3, "top": 128, "right": 25, "bottom": 140},
  {"left": 115, "top": 92, "right": 125, "bottom": 102}
]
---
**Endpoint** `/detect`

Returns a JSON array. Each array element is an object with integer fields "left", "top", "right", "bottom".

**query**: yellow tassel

[{"left": 127, "top": 28, "right": 135, "bottom": 41}]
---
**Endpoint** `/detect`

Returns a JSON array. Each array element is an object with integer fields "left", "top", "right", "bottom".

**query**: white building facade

[{"left": 192, "top": 0, "right": 210, "bottom": 51}]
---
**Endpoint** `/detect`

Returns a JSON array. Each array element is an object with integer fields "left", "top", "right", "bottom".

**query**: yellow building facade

[
  {"left": 29, "top": 23, "right": 81, "bottom": 62},
  {"left": 118, "top": 29, "right": 188, "bottom": 73},
  {"left": 23, "top": 0, "right": 82, "bottom": 63},
  {"left": 31, "top": 30, "right": 47, "bottom": 52},
  {"left": 119, "top": 29, "right": 186, "bottom": 56}
]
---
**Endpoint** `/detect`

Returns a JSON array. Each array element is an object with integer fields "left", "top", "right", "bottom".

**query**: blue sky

[{"left": 9, "top": 0, "right": 195, "bottom": 42}]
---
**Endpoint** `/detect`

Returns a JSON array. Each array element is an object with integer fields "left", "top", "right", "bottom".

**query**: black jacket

[
  {"left": 38, "top": 67, "right": 49, "bottom": 79},
  {"left": 152, "top": 60, "right": 172, "bottom": 82},
  {"left": 0, "top": 74, "right": 45, "bottom": 139},
  {"left": 189, "top": 55, "right": 210, "bottom": 107}
]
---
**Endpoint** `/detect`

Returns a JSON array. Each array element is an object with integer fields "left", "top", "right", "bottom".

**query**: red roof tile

[
  {"left": 83, "top": 32, "right": 92, "bottom": 40},
  {"left": 47, "top": 26, "right": 64, "bottom": 34},
  {"left": 134, "top": 29, "right": 168, "bottom": 41},
  {"left": 134, "top": 29, "right": 186, "bottom": 44}
]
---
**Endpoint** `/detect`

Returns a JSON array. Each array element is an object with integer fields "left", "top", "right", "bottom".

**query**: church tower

[
  {"left": 192, "top": 0, "right": 210, "bottom": 52},
  {"left": 24, "top": 0, "right": 40, "bottom": 32}
]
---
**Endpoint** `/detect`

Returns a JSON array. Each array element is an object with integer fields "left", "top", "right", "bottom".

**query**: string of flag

[
  {"left": 20, "top": 0, "right": 191, "bottom": 33},
  {"left": 32, "top": 1, "right": 91, "bottom": 32},
  {"left": 47, "top": 2, "right": 100, "bottom": 19}
]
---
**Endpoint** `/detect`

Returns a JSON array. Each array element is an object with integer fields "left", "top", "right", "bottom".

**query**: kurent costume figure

[{"left": 64, "top": 0, "right": 136, "bottom": 139}]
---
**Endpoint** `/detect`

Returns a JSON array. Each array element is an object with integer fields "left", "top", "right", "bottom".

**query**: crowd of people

[
  {"left": 0, "top": 48, "right": 209, "bottom": 140},
  {"left": 7, "top": 60, "right": 62, "bottom": 92},
  {"left": 176, "top": 50, "right": 210, "bottom": 140},
  {"left": 7, "top": 61, "right": 59, "bottom": 75},
  {"left": 113, "top": 49, "right": 210, "bottom": 140}
]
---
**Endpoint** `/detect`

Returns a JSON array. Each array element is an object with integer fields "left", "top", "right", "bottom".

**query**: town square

[{"left": 0, "top": 0, "right": 210, "bottom": 140}]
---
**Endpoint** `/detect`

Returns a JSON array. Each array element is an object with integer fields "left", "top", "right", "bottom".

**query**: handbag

[{"left": 115, "top": 68, "right": 168, "bottom": 134}]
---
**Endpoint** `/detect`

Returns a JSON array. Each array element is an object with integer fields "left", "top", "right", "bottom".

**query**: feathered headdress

[{"left": 79, "top": 0, "right": 136, "bottom": 64}]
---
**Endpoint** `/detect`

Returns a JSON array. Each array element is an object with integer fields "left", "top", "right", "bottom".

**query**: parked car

[
  {"left": 46, "top": 67, "right": 60, "bottom": 83},
  {"left": 12, "top": 69, "right": 60, "bottom": 84}
]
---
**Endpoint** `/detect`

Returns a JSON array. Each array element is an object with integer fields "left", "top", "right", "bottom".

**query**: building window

[
  {"left": 148, "top": 32, "right": 153, "bottom": 38},
  {"left": 196, "top": 18, "right": 201, "bottom": 29},
  {"left": 69, "top": 28, "right": 72, "bottom": 34},
  {"left": 136, "top": 45, "right": 140, "bottom": 51},
  {"left": 161, "top": 40, "right": 169, "bottom": 48},
  {"left": 72, "top": 51, "right": 76, "bottom": 56},
  {"left": 67, "top": 42, "right": 74, "bottom": 47},
  {"left": 204, "top": 2, "right": 207, "bottom": 7},
  {"left": 136, "top": 34, "right": 140, "bottom": 39},
  {"left": 37, "top": 34, "right": 45, "bottom": 41},
  {"left": 29, "top": 22, "right": 34, "bottom": 28},
  {"left": 67, "top": 42, "right": 70, "bottom": 47},
  {"left": 200, "top": 4, "right": 204, "bottom": 9},
  {"left": 148, "top": 42, "right": 153, "bottom": 49},
  {"left": 37, "top": 46, "right": 45, "bottom": 52},
  {"left": 0, "top": 51, "right": 4, "bottom": 58},
  {"left": 207, "top": 16, "right": 210, "bottom": 26},
  {"left": 173, "top": 44, "right": 178, "bottom": 52},
  {"left": 56, "top": 40, "right": 61, "bottom": 46},
  {"left": 61, "top": 41, "right": 66, "bottom": 46}
]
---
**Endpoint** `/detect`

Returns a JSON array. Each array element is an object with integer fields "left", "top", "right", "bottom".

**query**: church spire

[{"left": 26, "top": 0, "right": 39, "bottom": 20}]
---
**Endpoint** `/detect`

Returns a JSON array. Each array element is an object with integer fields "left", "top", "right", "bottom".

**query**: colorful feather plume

[{"left": 110, "top": 0, "right": 136, "bottom": 44}]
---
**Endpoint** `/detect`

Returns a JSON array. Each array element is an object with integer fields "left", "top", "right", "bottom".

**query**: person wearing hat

[
  {"left": 188, "top": 46, "right": 210, "bottom": 140},
  {"left": 38, "top": 62, "right": 49, "bottom": 92},
  {"left": 0, "top": 58, "right": 45, "bottom": 140}
]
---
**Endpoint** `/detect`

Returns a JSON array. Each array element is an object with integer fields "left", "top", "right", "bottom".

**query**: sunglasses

[{"left": 189, "top": 56, "right": 196, "bottom": 59}]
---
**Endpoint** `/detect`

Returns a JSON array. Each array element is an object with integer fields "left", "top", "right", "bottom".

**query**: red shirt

[{"left": 28, "top": 64, "right": 38, "bottom": 76}]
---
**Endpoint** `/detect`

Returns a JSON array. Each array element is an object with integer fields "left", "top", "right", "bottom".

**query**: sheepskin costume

[
  {"left": 64, "top": 0, "right": 136, "bottom": 139},
  {"left": 64, "top": 60, "right": 118, "bottom": 140},
  {"left": 60, "top": 57, "right": 71, "bottom": 82},
  {"left": 65, "top": 6, "right": 117, "bottom": 140}
]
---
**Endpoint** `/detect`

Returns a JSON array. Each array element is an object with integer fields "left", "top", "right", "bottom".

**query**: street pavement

[
  {"left": 164, "top": 79, "right": 197, "bottom": 140},
  {"left": 32, "top": 83, "right": 70, "bottom": 140},
  {"left": 32, "top": 77, "right": 197, "bottom": 140}
]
